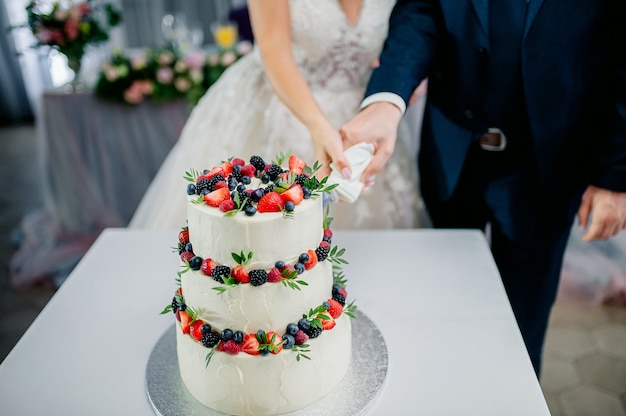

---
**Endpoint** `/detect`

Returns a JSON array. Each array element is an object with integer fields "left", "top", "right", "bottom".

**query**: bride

[{"left": 129, "top": 0, "right": 424, "bottom": 230}]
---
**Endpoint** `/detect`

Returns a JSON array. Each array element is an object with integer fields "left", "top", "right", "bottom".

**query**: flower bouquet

[
  {"left": 18, "top": 1, "right": 122, "bottom": 83},
  {"left": 94, "top": 41, "right": 252, "bottom": 106}
]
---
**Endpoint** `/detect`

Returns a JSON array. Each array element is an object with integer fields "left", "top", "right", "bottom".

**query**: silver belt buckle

[{"left": 480, "top": 128, "right": 507, "bottom": 151}]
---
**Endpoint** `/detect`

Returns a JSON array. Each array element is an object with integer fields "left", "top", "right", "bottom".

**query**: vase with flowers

[{"left": 21, "top": 0, "right": 122, "bottom": 90}]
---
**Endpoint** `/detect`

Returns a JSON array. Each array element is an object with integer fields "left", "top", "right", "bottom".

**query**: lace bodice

[{"left": 289, "top": 0, "right": 395, "bottom": 92}]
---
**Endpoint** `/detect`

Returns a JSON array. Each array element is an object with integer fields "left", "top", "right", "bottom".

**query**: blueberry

[
  {"left": 286, "top": 323, "right": 298, "bottom": 335},
  {"left": 201, "top": 324, "right": 212, "bottom": 333},
  {"left": 251, "top": 188, "right": 265, "bottom": 202},
  {"left": 233, "top": 331, "right": 244, "bottom": 343},
  {"left": 261, "top": 173, "right": 270, "bottom": 184},
  {"left": 189, "top": 256, "right": 202, "bottom": 270},
  {"left": 185, "top": 242, "right": 193, "bottom": 252},
  {"left": 302, "top": 187, "right": 312, "bottom": 199},
  {"left": 282, "top": 334, "right": 295, "bottom": 349},
  {"left": 256, "top": 329, "right": 265, "bottom": 340},
  {"left": 245, "top": 205, "right": 257, "bottom": 216},
  {"left": 332, "top": 284, "right": 340, "bottom": 296},
  {"left": 221, "top": 328, "right": 233, "bottom": 341},
  {"left": 260, "top": 347, "right": 270, "bottom": 356},
  {"left": 228, "top": 177, "right": 238, "bottom": 191},
  {"left": 237, "top": 184, "right": 246, "bottom": 192},
  {"left": 233, "top": 165, "right": 241, "bottom": 173},
  {"left": 241, "top": 176, "right": 251, "bottom": 185},
  {"left": 203, "top": 169, "right": 209, "bottom": 175},
  {"left": 284, "top": 201, "right": 295, "bottom": 212},
  {"left": 298, "top": 253, "right": 309, "bottom": 263},
  {"left": 294, "top": 262, "right": 305, "bottom": 274},
  {"left": 298, "top": 318, "right": 311, "bottom": 331},
  {"left": 275, "top": 260, "right": 285, "bottom": 269},
  {"left": 322, "top": 301, "right": 331, "bottom": 311},
  {"left": 200, "top": 188, "right": 210, "bottom": 195},
  {"left": 323, "top": 236, "right": 332, "bottom": 243},
  {"left": 186, "top": 184, "right": 196, "bottom": 195}
]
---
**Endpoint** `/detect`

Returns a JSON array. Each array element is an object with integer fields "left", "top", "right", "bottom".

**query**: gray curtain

[
  {"left": 120, "top": 0, "right": 241, "bottom": 48},
  {"left": 0, "top": 0, "right": 32, "bottom": 124}
]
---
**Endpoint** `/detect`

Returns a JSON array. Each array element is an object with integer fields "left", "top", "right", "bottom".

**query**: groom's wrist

[{"left": 360, "top": 92, "right": 406, "bottom": 115}]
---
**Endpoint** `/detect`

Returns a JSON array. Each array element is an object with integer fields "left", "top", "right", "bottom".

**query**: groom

[{"left": 339, "top": 0, "right": 626, "bottom": 375}]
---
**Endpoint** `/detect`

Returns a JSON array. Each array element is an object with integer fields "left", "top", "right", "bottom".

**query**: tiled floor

[{"left": 1, "top": 123, "right": 625, "bottom": 415}]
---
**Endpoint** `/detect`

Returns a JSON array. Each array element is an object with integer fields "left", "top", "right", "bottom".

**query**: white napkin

[{"left": 327, "top": 142, "right": 375, "bottom": 203}]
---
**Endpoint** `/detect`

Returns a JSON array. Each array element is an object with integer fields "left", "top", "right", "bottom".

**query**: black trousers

[{"left": 422, "top": 142, "right": 579, "bottom": 376}]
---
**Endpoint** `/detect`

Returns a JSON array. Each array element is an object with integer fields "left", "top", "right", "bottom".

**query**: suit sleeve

[{"left": 365, "top": 0, "right": 442, "bottom": 105}]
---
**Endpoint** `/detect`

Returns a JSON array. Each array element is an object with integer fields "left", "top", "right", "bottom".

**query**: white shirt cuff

[{"left": 360, "top": 92, "right": 407, "bottom": 115}]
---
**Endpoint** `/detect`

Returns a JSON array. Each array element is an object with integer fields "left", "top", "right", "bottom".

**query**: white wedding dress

[{"left": 129, "top": 0, "right": 424, "bottom": 230}]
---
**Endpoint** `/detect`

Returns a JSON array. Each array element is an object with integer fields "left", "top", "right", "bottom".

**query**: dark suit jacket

[{"left": 367, "top": 0, "right": 626, "bottom": 212}]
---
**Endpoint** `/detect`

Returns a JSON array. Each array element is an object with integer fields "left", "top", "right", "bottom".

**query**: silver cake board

[{"left": 145, "top": 309, "right": 388, "bottom": 416}]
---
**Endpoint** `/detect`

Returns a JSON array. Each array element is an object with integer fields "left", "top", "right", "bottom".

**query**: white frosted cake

[{"left": 162, "top": 154, "right": 355, "bottom": 415}]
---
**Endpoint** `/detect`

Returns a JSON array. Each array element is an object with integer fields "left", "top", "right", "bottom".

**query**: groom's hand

[
  {"left": 578, "top": 185, "right": 626, "bottom": 241},
  {"left": 340, "top": 102, "right": 403, "bottom": 187}
]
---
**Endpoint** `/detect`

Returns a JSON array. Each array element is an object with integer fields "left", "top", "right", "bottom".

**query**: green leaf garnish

[
  {"left": 205, "top": 347, "right": 217, "bottom": 367},
  {"left": 232, "top": 251, "right": 253, "bottom": 265},
  {"left": 343, "top": 299, "right": 358, "bottom": 319}
]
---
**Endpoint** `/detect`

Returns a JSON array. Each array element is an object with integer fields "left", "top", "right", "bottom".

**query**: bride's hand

[{"left": 309, "top": 122, "right": 351, "bottom": 179}]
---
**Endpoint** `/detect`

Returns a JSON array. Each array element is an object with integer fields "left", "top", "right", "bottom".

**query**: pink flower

[
  {"left": 124, "top": 81, "right": 144, "bottom": 104},
  {"left": 64, "top": 17, "right": 80, "bottom": 41},
  {"left": 174, "top": 77, "right": 191, "bottom": 92},
  {"left": 156, "top": 67, "right": 174, "bottom": 84},
  {"left": 36, "top": 27, "right": 64, "bottom": 45},
  {"left": 236, "top": 40, "right": 252, "bottom": 55},
  {"left": 137, "top": 80, "right": 154, "bottom": 95},
  {"left": 221, "top": 51, "right": 236, "bottom": 66},
  {"left": 184, "top": 51, "right": 205, "bottom": 70}
]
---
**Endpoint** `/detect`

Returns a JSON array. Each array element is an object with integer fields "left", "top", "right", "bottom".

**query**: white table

[{"left": 0, "top": 229, "right": 550, "bottom": 416}]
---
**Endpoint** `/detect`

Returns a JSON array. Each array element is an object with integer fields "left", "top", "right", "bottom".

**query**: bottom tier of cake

[{"left": 176, "top": 317, "right": 352, "bottom": 416}]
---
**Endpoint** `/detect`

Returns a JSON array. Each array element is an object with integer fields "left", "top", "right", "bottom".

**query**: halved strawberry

[
  {"left": 257, "top": 192, "right": 284, "bottom": 213},
  {"left": 201, "top": 258, "right": 215, "bottom": 276},
  {"left": 242, "top": 333, "right": 260, "bottom": 355},
  {"left": 267, "top": 267, "right": 282, "bottom": 283},
  {"left": 178, "top": 229, "right": 189, "bottom": 243},
  {"left": 204, "top": 165, "right": 225, "bottom": 180},
  {"left": 231, "top": 157, "right": 245, "bottom": 167},
  {"left": 266, "top": 332, "right": 283, "bottom": 354},
  {"left": 288, "top": 155, "right": 306, "bottom": 174},
  {"left": 281, "top": 184, "right": 304, "bottom": 205},
  {"left": 221, "top": 161, "right": 233, "bottom": 177},
  {"left": 213, "top": 181, "right": 228, "bottom": 190},
  {"left": 304, "top": 249, "right": 318, "bottom": 270},
  {"left": 204, "top": 187, "right": 231, "bottom": 207},
  {"left": 240, "top": 164, "right": 256, "bottom": 177},
  {"left": 190, "top": 320, "right": 205, "bottom": 341},
  {"left": 327, "top": 299, "right": 343, "bottom": 319},
  {"left": 320, "top": 314, "right": 336, "bottom": 330},
  {"left": 179, "top": 311, "right": 192, "bottom": 334},
  {"left": 231, "top": 264, "right": 250, "bottom": 283}
]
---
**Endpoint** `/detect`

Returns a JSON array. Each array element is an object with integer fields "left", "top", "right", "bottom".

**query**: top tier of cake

[{"left": 187, "top": 194, "right": 323, "bottom": 269}]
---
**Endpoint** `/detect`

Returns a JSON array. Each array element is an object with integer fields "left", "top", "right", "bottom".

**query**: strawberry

[
  {"left": 321, "top": 314, "right": 336, "bottom": 330},
  {"left": 266, "top": 332, "right": 283, "bottom": 354},
  {"left": 294, "top": 330, "right": 309, "bottom": 345},
  {"left": 288, "top": 155, "right": 306, "bottom": 174},
  {"left": 221, "top": 161, "right": 233, "bottom": 177},
  {"left": 221, "top": 340, "right": 242, "bottom": 355},
  {"left": 327, "top": 299, "right": 343, "bottom": 319},
  {"left": 319, "top": 240, "right": 330, "bottom": 249},
  {"left": 204, "top": 165, "right": 225, "bottom": 180},
  {"left": 304, "top": 249, "right": 318, "bottom": 270},
  {"left": 178, "top": 229, "right": 189, "bottom": 243},
  {"left": 190, "top": 320, "right": 205, "bottom": 341},
  {"left": 219, "top": 199, "right": 235, "bottom": 212},
  {"left": 267, "top": 267, "right": 282, "bottom": 283},
  {"left": 240, "top": 164, "right": 256, "bottom": 177},
  {"left": 231, "top": 157, "right": 245, "bottom": 167},
  {"left": 180, "top": 251, "right": 194, "bottom": 263},
  {"left": 242, "top": 333, "right": 260, "bottom": 355},
  {"left": 175, "top": 310, "right": 181, "bottom": 322},
  {"left": 280, "top": 184, "right": 304, "bottom": 205},
  {"left": 257, "top": 192, "right": 284, "bottom": 213},
  {"left": 201, "top": 258, "right": 215, "bottom": 276},
  {"left": 179, "top": 311, "right": 192, "bottom": 334},
  {"left": 213, "top": 181, "right": 228, "bottom": 190},
  {"left": 204, "top": 187, "right": 231, "bottom": 207},
  {"left": 323, "top": 229, "right": 333, "bottom": 238},
  {"left": 231, "top": 264, "right": 250, "bottom": 283}
]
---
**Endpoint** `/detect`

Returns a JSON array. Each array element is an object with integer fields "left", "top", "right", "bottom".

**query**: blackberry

[
  {"left": 333, "top": 292, "right": 346, "bottom": 306},
  {"left": 295, "top": 174, "right": 308, "bottom": 186},
  {"left": 171, "top": 296, "right": 180, "bottom": 314},
  {"left": 249, "top": 155, "right": 266, "bottom": 172},
  {"left": 201, "top": 331, "right": 221, "bottom": 348},
  {"left": 266, "top": 164, "right": 283, "bottom": 181},
  {"left": 231, "top": 165, "right": 242, "bottom": 182},
  {"left": 315, "top": 245, "right": 329, "bottom": 261},
  {"left": 212, "top": 265, "right": 231, "bottom": 283},
  {"left": 249, "top": 269, "right": 268, "bottom": 286},
  {"left": 264, "top": 185, "right": 274, "bottom": 193},
  {"left": 305, "top": 326, "right": 323, "bottom": 339},
  {"left": 196, "top": 178, "right": 210, "bottom": 194},
  {"left": 207, "top": 174, "right": 225, "bottom": 192},
  {"left": 178, "top": 242, "right": 186, "bottom": 254}
]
